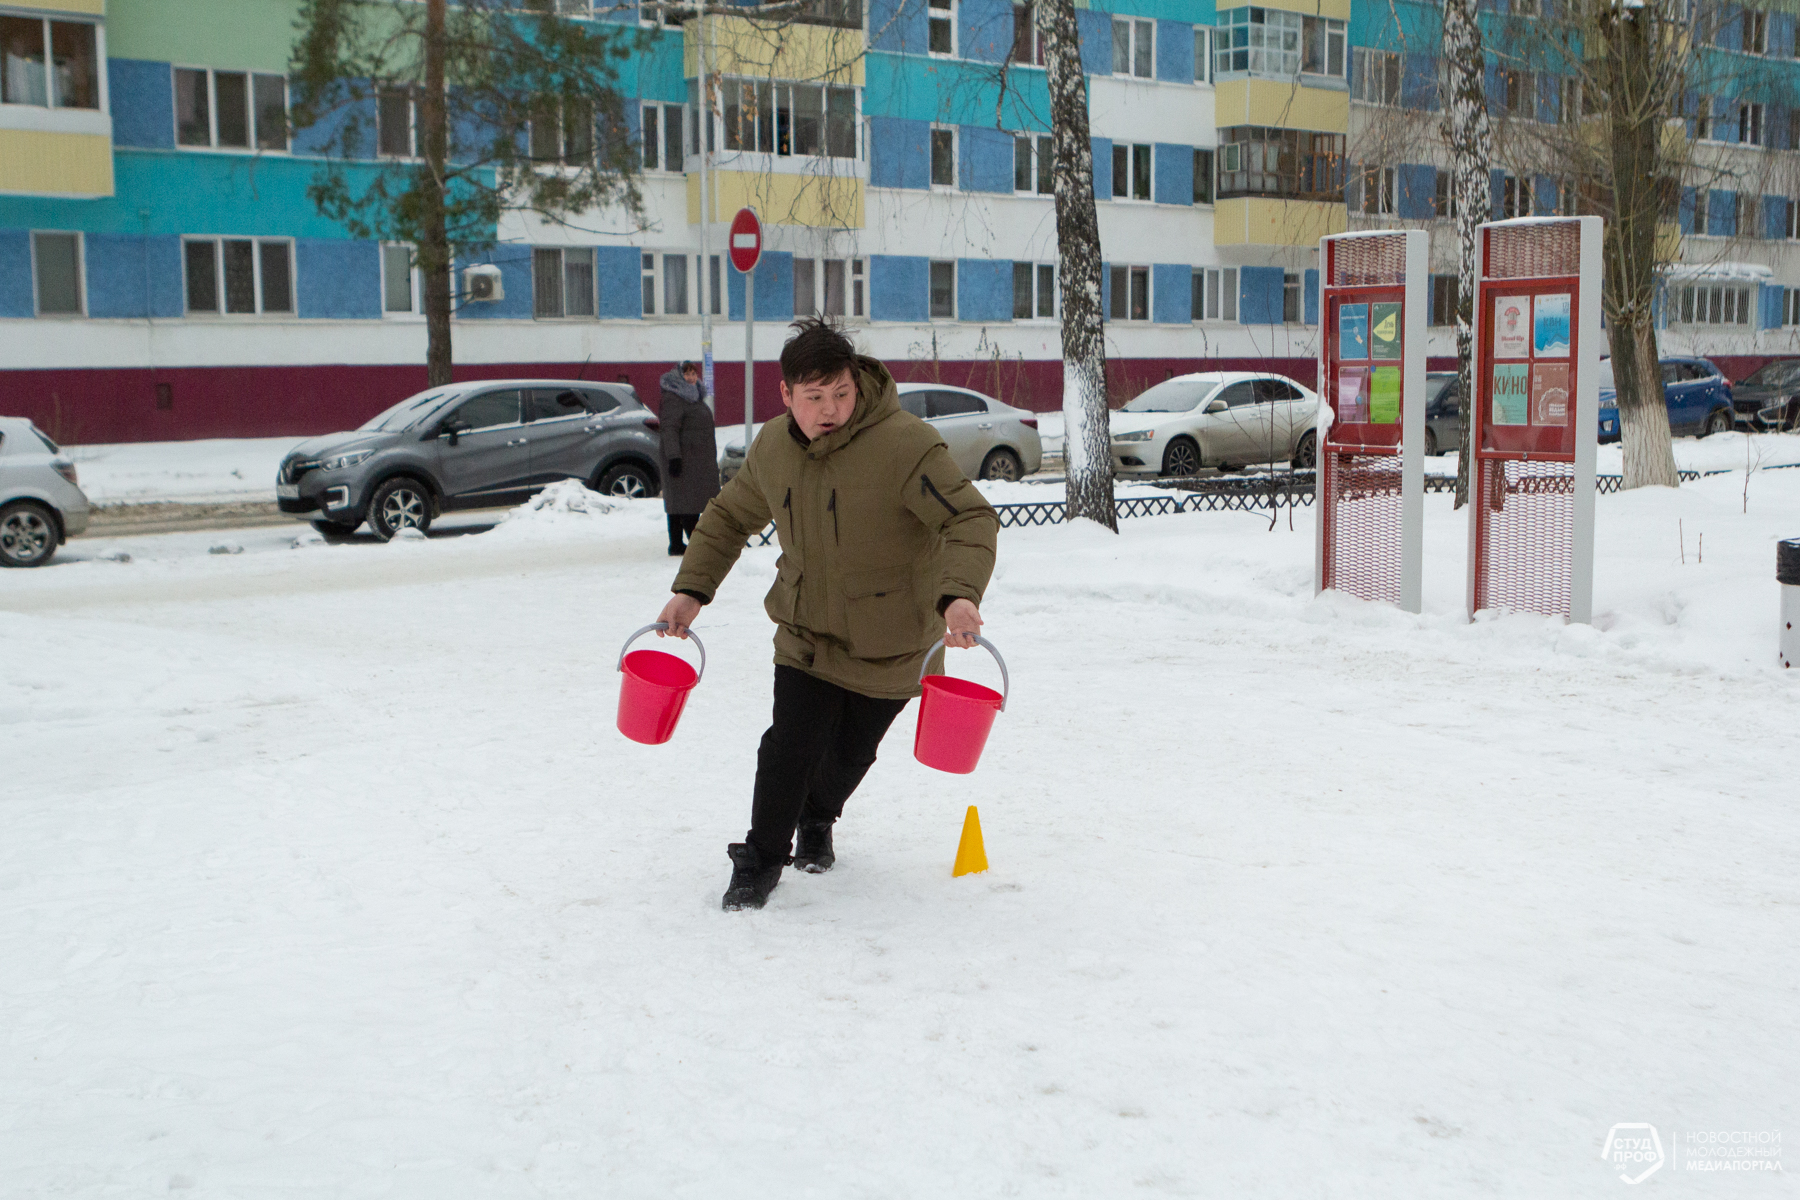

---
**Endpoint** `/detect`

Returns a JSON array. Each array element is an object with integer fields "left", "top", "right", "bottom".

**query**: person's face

[
  {"left": 682, "top": 366, "right": 700, "bottom": 384},
  {"left": 781, "top": 367, "right": 857, "bottom": 439}
]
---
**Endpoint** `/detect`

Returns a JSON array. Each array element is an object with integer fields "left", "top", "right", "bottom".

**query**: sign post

[
  {"left": 1466, "top": 216, "right": 1600, "bottom": 624},
  {"left": 1315, "top": 229, "right": 1428, "bottom": 613},
  {"left": 729, "top": 207, "right": 763, "bottom": 459}
]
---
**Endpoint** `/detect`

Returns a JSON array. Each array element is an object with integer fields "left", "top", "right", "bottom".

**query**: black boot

[
  {"left": 793, "top": 822, "right": 835, "bottom": 874},
  {"left": 721, "top": 843, "right": 785, "bottom": 911}
]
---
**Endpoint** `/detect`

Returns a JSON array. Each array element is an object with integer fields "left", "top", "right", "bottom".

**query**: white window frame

[
  {"left": 1784, "top": 288, "right": 1800, "bottom": 327},
  {"left": 928, "top": 0, "right": 956, "bottom": 57},
  {"left": 0, "top": 15, "right": 102, "bottom": 111},
  {"left": 1744, "top": 7, "right": 1768, "bottom": 54},
  {"left": 1559, "top": 77, "right": 1581, "bottom": 124},
  {"left": 1301, "top": 16, "right": 1345, "bottom": 79},
  {"left": 1194, "top": 27, "right": 1212, "bottom": 84},
  {"left": 1352, "top": 48, "right": 1401, "bottom": 105},
  {"left": 1786, "top": 196, "right": 1799, "bottom": 240},
  {"left": 1111, "top": 141, "right": 1152, "bottom": 202},
  {"left": 1739, "top": 101, "right": 1765, "bottom": 146},
  {"left": 640, "top": 100, "right": 686, "bottom": 170},
  {"left": 530, "top": 96, "right": 595, "bottom": 165},
  {"left": 1695, "top": 95, "right": 1716, "bottom": 142},
  {"left": 1674, "top": 283, "right": 1755, "bottom": 326},
  {"left": 1013, "top": 132, "right": 1052, "bottom": 194},
  {"left": 181, "top": 236, "right": 295, "bottom": 316},
  {"left": 172, "top": 65, "right": 289, "bottom": 152},
  {"left": 381, "top": 242, "right": 419, "bottom": 316},
  {"left": 1107, "top": 264, "right": 1151, "bottom": 322},
  {"left": 791, "top": 256, "right": 865, "bottom": 318},
  {"left": 714, "top": 77, "right": 860, "bottom": 161},
  {"left": 1283, "top": 271, "right": 1302, "bottom": 323},
  {"left": 533, "top": 246, "right": 597, "bottom": 319},
  {"left": 640, "top": 0, "right": 685, "bottom": 27},
  {"left": 1357, "top": 164, "right": 1396, "bottom": 215},
  {"left": 930, "top": 123, "right": 957, "bottom": 189},
  {"left": 1216, "top": 8, "right": 1301, "bottom": 78},
  {"left": 1737, "top": 193, "right": 1758, "bottom": 239},
  {"left": 376, "top": 86, "right": 419, "bottom": 158},
  {"left": 1012, "top": 260, "right": 1055, "bottom": 320},
  {"left": 929, "top": 259, "right": 956, "bottom": 319},
  {"left": 30, "top": 230, "right": 84, "bottom": 318},
  {"left": 1500, "top": 172, "right": 1532, "bottom": 219},
  {"left": 1112, "top": 17, "right": 1154, "bottom": 79},
  {"left": 1011, "top": 2, "right": 1045, "bottom": 66},
  {"left": 1692, "top": 188, "right": 1710, "bottom": 235}
]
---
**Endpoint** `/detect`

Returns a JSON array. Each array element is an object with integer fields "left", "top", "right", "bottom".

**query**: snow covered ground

[
  {"left": 3, "top": 472, "right": 1796, "bottom": 1195},
  {"left": 63, "top": 437, "right": 307, "bottom": 506}
]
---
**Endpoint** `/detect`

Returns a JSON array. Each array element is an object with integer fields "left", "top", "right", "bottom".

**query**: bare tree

[{"left": 1441, "top": 0, "right": 1493, "bottom": 507}]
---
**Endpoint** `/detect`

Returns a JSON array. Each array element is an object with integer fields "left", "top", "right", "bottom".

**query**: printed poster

[
  {"left": 1369, "top": 366, "right": 1401, "bottom": 425},
  {"left": 1338, "top": 304, "right": 1369, "bottom": 360},
  {"left": 1337, "top": 366, "right": 1370, "bottom": 424},
  {"left": 1370, "top": 303, "right": 1403, "bottom": 360},
  {"left": 1492, "top": 362, "right": 1530, "bottom": 425},
  {"left": 1533, "top": 293, "right": 1571, "bottom": 358},
  {"left": 1494, "top": 295, "right": 1531, "bottom": 359},
  {"left": 1531, "top": 362, "right": 1571, "bottom": 425}
]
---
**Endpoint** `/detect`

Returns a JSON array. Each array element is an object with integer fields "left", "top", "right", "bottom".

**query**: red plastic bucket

[
  {"left": 913, "top": 636, "right": 1010, "bottom": 774},
  {"left": 616, "top": 623, "right": 706, "bottom": 745}
]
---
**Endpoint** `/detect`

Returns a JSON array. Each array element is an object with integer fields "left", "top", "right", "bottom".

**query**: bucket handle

[
  {"left": 617, "top": 622, "right": 706, "bottom": 684},
  {"left": 918, "top": 636, "right": 1009, "bottom": 712}
]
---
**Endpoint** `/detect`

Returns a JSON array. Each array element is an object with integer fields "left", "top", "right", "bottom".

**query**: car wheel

[
  {"left": 979, "top": 448, "right": 1024, "bottom": 482},
  {"left": 311, "top": 519, "right": 360, "bottom": 543},
  {"left": 1291, "top": 430, "right": 1317, "bottom": 470},
  {"left": 366, "top": 477, "right": 433, "bottom": 541},
  {"left": 597, "top": 461, "right": 656, "bottom": 499},
  {"left": 0, "top": 499, "right": 58, "bottom": 568},
  {"left": 1423, "top": 428, "right": 1440, "bottom": 457},
  {"left": 1162, "top": 437, "right": 1201, "bottom": 477},
  {"left": 1701, "top": 408, "right": 1732, "bottom": 438}
]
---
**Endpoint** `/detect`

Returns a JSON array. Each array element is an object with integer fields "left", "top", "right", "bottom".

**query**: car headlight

[
  {"left": 320, "top": 450, "right": 373, "bottom": 471},
  {"left": 1112, "top": 429, "right": 1156, "bottom": 443}
]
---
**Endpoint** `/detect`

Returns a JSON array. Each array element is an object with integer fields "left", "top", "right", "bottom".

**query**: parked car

[
  {"left": 0, "top": 416, "right": 90, "bottom": 568},
  {"left": 718, "top": 382, "right": 1043, "bottom": 483},
  {"left": 1108, "top": 372, "right": 1319, "bottom": 477},
  {"left": 1423, "top": 372, "right": 1464, "bottom": 457},
  {"left": 276, "top": 380, "right": 662, "bottom": 540},
  {"left": 1597, "top": 356, "right": 1734, "bottom": 443},
  {"left": 1730, "top": 358, "right": 1800, "bottom": 431}
]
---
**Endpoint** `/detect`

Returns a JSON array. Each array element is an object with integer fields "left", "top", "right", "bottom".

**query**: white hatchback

[
  {"left": 1109, "top": 372, "right": 1321, "bottom": 477},
  {"left": 0, "top": 417, "right": 91, "bottom": 567}
]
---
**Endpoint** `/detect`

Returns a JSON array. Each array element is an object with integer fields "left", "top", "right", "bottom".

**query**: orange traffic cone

[{"left": 952, "top": 805, "right": 988, "bottom": 877}]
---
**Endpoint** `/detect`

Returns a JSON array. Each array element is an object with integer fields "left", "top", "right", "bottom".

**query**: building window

[
  {"left": 1011, "top": 3, "right": 1044, "bottom": 65},
  {"left": 1738, "top": 193, "right": 1760, "bottom": 239},
  {"left": 1283, "top": 272, "right": 1301, "bottom": 323},
  {"left": 1785, "top": 288, "right": 1800, "bottom": 327},
  {"left": 1012, "top": 262, "right": 1054, "bottom": 318},
  {"left": 1692, "top": 188, "right": 1709, "bottom": 234},
  {"left": 1744, "top": 8, "right": 1768, "bottom": 53},
  {"left": 1111, "top": 142, "right": 1151, "bottom": 200},
  {"left": 930, "top": 126, "right": 956, "bottom": 187},
  {"left": 719, "top": 79, "right": 857, "bottom": 159},
  {"left": 1675, "top": 284, "right": 1754, "bottom": 326},
  {"left": 183, "top": 238, "right": 294, "bottom": 315},
  {"left": 382, "top": 244, "right": 416, "bottom": 313},
  {"left": 174, "top": 67, "right": 288, "bottom": 150},
  {"left": 1193, "top": 148, "right": 1214, "bottom": 204},
  {"left": 1787, "top": 197, "right": 1799, "bottom": 240},
  {"left": 1355, "top": 164, "right": 1395, "bottom": 215},
  {"left": 530, "top": 96, "right": 594, "bottom": 164},
  {"left": 1108, "top": 265, "right": 1149, "bottom": 321},
  {"left": 1739, "top": 101, "right": 1765, "bottom": 146},
  {"left": 1194, "top": 28, "right": 1212, "bottom": 83},
  {"left": 795, "top": 258, "right": 863, "bottom": 317},
  {"left": 1433, "top": 170, "right": 1455, "bottom": 218},
  {"left": 1500, "top": 173, "right": 1531, "bottom": 219},
  {"left": 641, "top": 253, "right": 656, "bottom": 313},
  {"left": 1514, "top": 0, "right": 1539, "bottom": 15},
  {"left": 929, "top": 260, "right": 955, "bottom": 318},
  {"left": 31, "top": 232, "right": 82, "bottom": 316},
  {"left": 0, "top": 16, "right": 97, "bottom": 109},
  {"left": 1352, "top": 48, "right": 1400, "bottom": 104},
  {"left": 709, "top": 254, "right": 722, "bottom": 316},
  {"left": 377, "top": 87, "right": 417, "bottom": 157},
  {"left": 1301, "top": 17, "right": 1345, "bottom": 77},
  {"left": 1430, "top": 274, "right": 1459, "bottom": 326},
  {"left": 1217, "top": 8, "right": 1302, "bottom": 77},
  {"left": 1194, "top": 268, "right": 1238, "bottom": 320},
  {"left": 533, "top": 247, "right": 596, "bottom": 318},
  {"left": 1217, "top": 127, "right": 1344, "bottom": 201},
  {"left": 663, "top": 253, "right": 689, "bottom": 315},
  {"left": 1014, "top": 133, "right": 1052, "bottom": 193},
  {"left": 929, "top": 0, "right": 955, "bottom": 55},
  {"left": 1112, "top": 18, "right": 1153, "bottom": 78},
  {"left": 1694, "top": 95, "right": 1715, "bottom": 141},
  {"left": 640, "top": 101, "right": 685, "bottom": 169},
  {"left": 1500, "top": 68, "right": 1534, "bottom": 118}
]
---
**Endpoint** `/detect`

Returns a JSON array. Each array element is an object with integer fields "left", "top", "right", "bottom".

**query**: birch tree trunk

[
  {"left": 1038, "top": 0, "right": 1116, "bottom": 530},
  {"left": 420, "top": 0, "right": 453, "bottom": 388},
  {"left": 1442, "top": 0, "right": 1491, "bottom": 510}
]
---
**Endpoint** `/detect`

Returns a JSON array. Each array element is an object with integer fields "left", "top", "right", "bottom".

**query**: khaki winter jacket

[{"left": 671, "top": 356, "right": 998, "bottom": 700}]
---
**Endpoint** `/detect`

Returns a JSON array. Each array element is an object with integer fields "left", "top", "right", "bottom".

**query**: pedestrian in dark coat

[{"left": 659, "top": 361, "right": 722, "bottom": 555}]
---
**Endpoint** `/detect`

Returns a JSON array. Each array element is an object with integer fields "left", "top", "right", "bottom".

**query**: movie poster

[
  {"left": 1339, "top": 304, "right": 1369, "bottom": 360},
  {"left": 1338, "top": 366, "right": 1370, "bottom": 423},
  {"left": 1531, "top": 362, "right": 1571, "bottom": 425},
  {"left": 1492, "top": 362, "right": 1530, "bottom": 425},
  {"left": 1370, "top": 303, "right": 1402, "bottom": 360},
  {"left": 1533, "top": 293, "right": 1571, "bottom": 358},
  {"left": 1369, "top": 366, "right": 1401, "bottom": 424},
  {"left": 1494, "top": 296, "right": 1531, "bottom": 359}
]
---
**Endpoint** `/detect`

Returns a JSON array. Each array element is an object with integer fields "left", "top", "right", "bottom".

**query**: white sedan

[{"left": 1108, "top": 372, "right": 1320, "bottom": 477}]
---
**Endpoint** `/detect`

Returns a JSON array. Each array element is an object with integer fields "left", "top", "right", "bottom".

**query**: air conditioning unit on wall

[{"left": 463, "top": 264, "right": 504, "bottom": 302}]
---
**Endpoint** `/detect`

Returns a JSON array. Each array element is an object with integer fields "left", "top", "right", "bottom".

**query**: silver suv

[
  {"left": 277, "top": 380, "right": 663, "bottom": 539},
  {"left": 0, "top": 416, "right": 91, "bottom": 568}
]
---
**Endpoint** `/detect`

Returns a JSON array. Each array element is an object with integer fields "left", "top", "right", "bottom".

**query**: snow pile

[
  {"left": 62, "top": 436, "right": 304, "bottom": 505},
  {"left": 505, "top": 478, "right": 623, "bottom": 520}
]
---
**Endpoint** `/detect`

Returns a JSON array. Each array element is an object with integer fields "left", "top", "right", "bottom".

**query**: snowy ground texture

[{"left": 4, "top": 472, "right": 1798, "bottom": 1196}]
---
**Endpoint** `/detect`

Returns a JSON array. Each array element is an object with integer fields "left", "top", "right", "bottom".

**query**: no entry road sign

[{"left": 729, "top": 208, "right": 762, "bottom": 274}]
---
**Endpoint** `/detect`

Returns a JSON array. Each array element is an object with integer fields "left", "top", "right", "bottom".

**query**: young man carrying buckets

[{"left": 653, "top": 319, "right": 999, "bottom": 911}]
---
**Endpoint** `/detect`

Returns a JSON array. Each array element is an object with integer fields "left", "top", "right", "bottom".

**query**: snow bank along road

[{"left": 3, "top": 475, "right": 1796, "bottom": 1196}]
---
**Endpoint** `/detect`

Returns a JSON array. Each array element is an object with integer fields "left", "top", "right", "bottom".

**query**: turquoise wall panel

[
  {"left": 863, "top": 53, "right": 1051, "bottom": 127},
  {"left": 1092, "top": 0, "right": 1216, "bottom": 22}
]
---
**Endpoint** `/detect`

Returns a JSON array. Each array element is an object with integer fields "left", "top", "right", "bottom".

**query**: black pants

[
  {"left": 748, "top": 666, "right": 909, "bottom": 863},
  {"left": 667, "top": 513, "right": 699, "bottom": 551}
]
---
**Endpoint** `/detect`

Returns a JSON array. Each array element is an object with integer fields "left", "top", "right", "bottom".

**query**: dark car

[
  {"left": 1597, "top": 356, "right": 1734, "bottom": 443},
  {"left": 1730, "top": 359, "right": 1800, "bottom": 431},
  {"left": 276, "top": 379, "right": 663, "bottom": 540},
  {"left": 1423, "top": 372, "right": 1463, "bottom": 457}
]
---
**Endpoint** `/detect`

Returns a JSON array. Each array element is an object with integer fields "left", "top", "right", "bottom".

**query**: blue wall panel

[
  {"left": 870, "top": 255, "right": 929, "bottom": 322},
  {"left": 1077, "top": 10, "right": 1113, "bottom": 76},
  {"left": 1152, "top": 142, "right": 1192, "bottom": 205},
  {"left": 1151, "top": 263, "right": 1189, "bottom": 323},
  {"left": 1761, "top": 283, "right": 1785, "bottom": 330},
  {"left": 726, "top": 252, "right": 794, "bottom": 322},
  {"left": 1304, "top": 268, "right": 1319, "bottom": 326},
  {"left": 870, "top": 0, "right": 929, "bottom": 54},
  {"left": 1401, "top": 52, "right": 1438, "bottom": 110},
  {"left": 1765, "top": 196, "right": 1790, "bottom": 241},
  {"left": 597, "top": 246, "right": 640, "bottom": 318},
  {"left": 108, "top": 59, "right": 174, "bottom": 150},
  {"left": 1239, "top": 265, "right": 1284, "bottom": 325},
  {"left": 1774, "top": 12, "right": 1798, "bottom": 57},
  {"left": 1707, "top": 190, "right": 1737, "bottom": 237},
  {"left": 455, "top": 247, "right": 533, "bottom": 319},
  {"left": 291, "top": 88, "right": 378, "bottom": 158},
  {"left": 0, "top": 230, "right": 31, "bottom": 317},
  {"left": 957, "top": 258, "right": 1012, "bottom": 321},
  {"left": 1092, "top": 136, "right": 1112, "bottom": 199},
  {"left": 1489, "top": 168, "right": 1504, "bottom": 220},
  {"left": 1155, "top": 20, "right": 1193, "bottom": 81},
  {"left": 296, "top": 240, "right": 383, "bottom": 319},
  {"left": 959, "top": 0, "right": 1014, "bottom": 63},
  {"left": 1397, "top": 164, "right": 1435, "bottom": 219},
  {"left": 85, "top": 233, "right": 182, "bottom": 319},
  {"left": 960, "top": 125, "right": 1015, "bottom": 193},
  {"left": 1679, "top": 186, "right": 1696, "bottom": 234},
  {"left": 1533, "top": 174, "right": 1559, "bottom": 217},
  {"left": 870, "top": 116, "right": 931, "bottom": 188}
]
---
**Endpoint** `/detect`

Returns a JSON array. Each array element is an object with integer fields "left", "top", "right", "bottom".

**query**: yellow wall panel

[
  {"left": 686, "top": 16, "right": 864, "bottom": 85},
  {"left": 34, "top": 0, "right": 105, "bottom": 13},
  {"left": 0, "top": 130, "right": 113, "bottom": 197},
  {"left": 1215, "top": 79, "right": 1347, "bottom": 132},
  {"left": 1237, "top": 0, "right": 1350, "bottom": 19},
  {"left": 1213, "top": 197, "right": 1345, "bottom": 246},
  {"left": 687, "top": 169, "right": 864, "bottom": 228}
]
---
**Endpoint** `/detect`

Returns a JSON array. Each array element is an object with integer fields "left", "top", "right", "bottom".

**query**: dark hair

[
  {"left": 779, "top": 317, "right": 858, "bottom": 386},
  {"left": 680, "top": 360, "right": 698, "bottom": 373}
]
